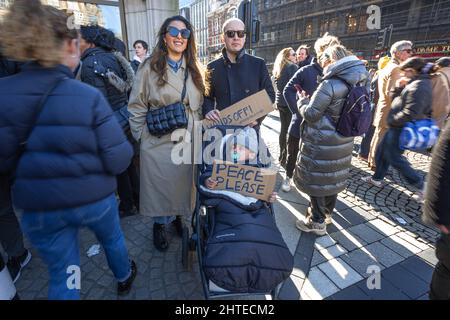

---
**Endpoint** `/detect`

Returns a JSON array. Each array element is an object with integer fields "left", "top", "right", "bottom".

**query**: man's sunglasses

[
  {"left": 401, "top": 49, "right": 413, "bottom": 54},
  {"left": 225, "top": 30, "right": 246, "bottom": 38},
  {"left": 166, "top": 26, "right": 191, "bottom": 39}
]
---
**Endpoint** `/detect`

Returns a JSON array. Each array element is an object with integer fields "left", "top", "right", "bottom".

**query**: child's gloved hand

[
  {"left": 268, "top": 192, "right": 278, "bottom": 203},
  {"left": 206, "top": 178, "right": 218, "bottom": 189}
]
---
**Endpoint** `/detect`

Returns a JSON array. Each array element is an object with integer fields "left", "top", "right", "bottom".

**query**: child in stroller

[{"left": 197, "top": 126, "right": 294, "bottom": 295}]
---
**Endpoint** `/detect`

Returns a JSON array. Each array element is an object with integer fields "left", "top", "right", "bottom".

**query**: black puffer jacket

[
  {"left": 274, "top": 63, "right": 298, "bottom": 107},
  {"left": 294, "top": 56, "right": 369, "bottom": 197},
  {"left": 388, "top": 74, "right": 432, "bottom": 128},
  {"left": 423, "top": 120, "right": 450, "bottom": 227},
  {"left": 80, "top": 47, "right": 130, "bottom": 111}
]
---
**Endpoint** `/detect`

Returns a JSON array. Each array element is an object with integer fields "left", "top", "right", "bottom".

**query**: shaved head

[{"left": 222, "top": 18, "right": 245, "bottom": 33}]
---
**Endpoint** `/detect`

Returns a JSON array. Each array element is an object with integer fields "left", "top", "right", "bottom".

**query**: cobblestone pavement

[
  {"left": 11, "top": 216, "right": 204, "bottom": 300},
  {"left": 4, "top": 111, "right": 439, "bottom": 300}
]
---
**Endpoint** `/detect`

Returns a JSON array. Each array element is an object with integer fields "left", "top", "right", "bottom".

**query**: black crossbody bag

[
  {"left": 146, "top": 69, "right": 189, "bottom": 137},
  {"left": 13, "top": 78, "right": 65, "bottom": 178}
]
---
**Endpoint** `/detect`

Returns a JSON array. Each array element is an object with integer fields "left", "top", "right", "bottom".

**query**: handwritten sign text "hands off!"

[{"left": 203, "top": 90, "right": 274, "bottom": 129}]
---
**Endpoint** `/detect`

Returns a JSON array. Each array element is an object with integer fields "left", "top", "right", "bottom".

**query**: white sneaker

[
  {"left": 361, "top": 176, "right": 383, "bottom": 187},
  {"left": 281, "top": 177, "right": 291, "bottom": 192},
  {"left": 412, "top": 191, "right": 424, "bottom": 203},
  {"left": 411, "top": 182, "right": 426, "bottom": 203}
]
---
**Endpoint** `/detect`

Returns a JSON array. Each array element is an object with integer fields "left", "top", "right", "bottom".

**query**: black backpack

[{"left": 334, "top": 76, "right": 372, "bottom": 137}]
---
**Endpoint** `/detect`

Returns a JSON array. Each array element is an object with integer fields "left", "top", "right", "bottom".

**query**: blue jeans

[
  {"left": 373, "top": 127, "right": 423, "bottom": 189},
  {"left": 20, "top": 193, "right": 131, "bottom": 300},
  {"left": 358, "top": 105, "right": 376, "bottom": 158},
  {"left": 359, "top": 125, "right": 375, "bottom": 158}
]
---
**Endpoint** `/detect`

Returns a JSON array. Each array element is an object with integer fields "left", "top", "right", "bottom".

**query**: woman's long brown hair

[{"left": 145, "top": 15, "right": 205, "bottom": 94}]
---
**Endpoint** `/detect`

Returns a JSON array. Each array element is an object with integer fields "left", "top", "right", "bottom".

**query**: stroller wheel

[{"left": 181, "top": 226, "right": 190, "bottom": 269}]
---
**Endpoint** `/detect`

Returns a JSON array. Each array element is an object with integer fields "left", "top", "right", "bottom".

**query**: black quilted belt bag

[{"left": 146, "top": 69, "right": 189, "bottom": 137}]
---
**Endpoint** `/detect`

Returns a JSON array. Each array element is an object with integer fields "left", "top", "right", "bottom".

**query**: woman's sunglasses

[
  {"left": 225, "top": 30, "right": 246, "bottom": 38},
  {"left": 166, "top": 26, "right": 191, "bottom": 39}
]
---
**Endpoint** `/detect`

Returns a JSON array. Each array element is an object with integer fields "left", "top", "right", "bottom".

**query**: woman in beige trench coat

[{"left": 128, "top": 15, "right": 204, "bottom": 251}]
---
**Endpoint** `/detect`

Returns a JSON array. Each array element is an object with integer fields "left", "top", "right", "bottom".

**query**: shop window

[
  {"left": 320, "top": 17, "right": 330, "bottom": 34},
  {"left": 41, "top": 0, "right": 123, "bottom": 40},
  {"left": 347, "top": 14, "right": 358, "bottom": 33},
  {"left": 214, "top": 17, "right": 220, "bottom": 34},
  {"left": 0, "top": 0, "right": 12, "bottom": 20},
  {"left": 228, "top": 6, "right": 237, "bottom": 19},
  {"left": 329, "top": 17, "right": 338, "bottom": 33},
  {"left": 358, "top": 15, "right": 368, "bottom": 32},
  {"left": 305, "top": 23, "right": 313, "bottom": 38}
]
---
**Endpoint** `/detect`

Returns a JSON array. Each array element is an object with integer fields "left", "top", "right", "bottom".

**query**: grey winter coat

[{"left": 294, "top": 56, "right": 369, "bottom": 197}]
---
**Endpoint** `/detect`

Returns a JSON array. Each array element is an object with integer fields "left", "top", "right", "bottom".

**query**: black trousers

[
  {"left": 430, "top": 233, "right": 450, "bottom": 300},
  {"left": 0, "top": 175, "right": 25, "bottom": 258},
  {"left": 278, "top": 106, "right": 292, "bottom": 168},
  {"left": 286, "top": 134, "right": 300, "bottom": 179},
  {"left": 309, "top": 194, "right": 338, "bottom": 224},
  {"left": 117, "top": 162, "right": 139, "bottom": 212}
]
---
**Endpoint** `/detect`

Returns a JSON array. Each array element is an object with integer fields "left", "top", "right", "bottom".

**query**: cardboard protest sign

[
  {"left": 211, "top": 160, "right": 277, "bottom": 201},
  {"left": 203, "top": 90, "right": 274, "bottom": 129}
]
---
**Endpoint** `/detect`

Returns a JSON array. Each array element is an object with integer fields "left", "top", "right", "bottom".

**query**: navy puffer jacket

[
  {"left": 0, "top": 63, "right": 133, "bottom": 211},
  {"left": 0, "top": 55, "right": 22, "bottom": 78},
  {"left": 283, "top": 59, "right": 323, "bottom": 138}
]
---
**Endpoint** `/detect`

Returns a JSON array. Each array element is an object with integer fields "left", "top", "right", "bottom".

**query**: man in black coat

[
  {"left": 203, "top": 18, "right": 275, "bottom": 128},
  {"left": 423, "top": 120, "right": 450, "bottom": 300}
]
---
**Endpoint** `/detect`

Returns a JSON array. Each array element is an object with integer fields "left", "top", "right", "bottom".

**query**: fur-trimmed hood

[{"left": 106, "top": 51, "right": 134, "bottom": 93}]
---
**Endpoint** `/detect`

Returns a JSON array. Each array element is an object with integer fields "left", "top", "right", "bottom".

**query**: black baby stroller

[{"left": 181, "top": 125, "right": 294, "bottom": 299}]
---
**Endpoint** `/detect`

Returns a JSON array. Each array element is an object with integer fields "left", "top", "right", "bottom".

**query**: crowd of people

[
  {"left": 0, "top": 0, "right": 449, "bottom": 300},
  {"left": 272, "top": 38, "right": 449, "bottom": 298}
]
